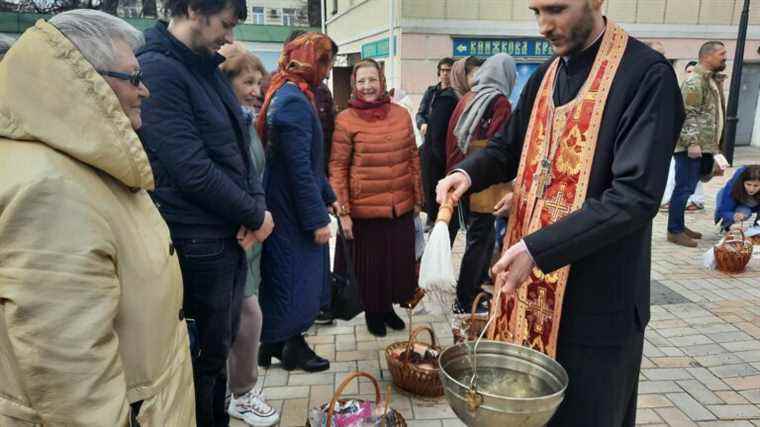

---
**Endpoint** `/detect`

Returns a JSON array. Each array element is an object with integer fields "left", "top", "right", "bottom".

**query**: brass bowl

[{"left": 438, "top": 340, "right": 568, "bottom": 426}]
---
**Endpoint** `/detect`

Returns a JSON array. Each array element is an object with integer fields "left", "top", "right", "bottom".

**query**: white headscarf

[{"left": 453, "top": 53, "right": 517, "bottom": 153}]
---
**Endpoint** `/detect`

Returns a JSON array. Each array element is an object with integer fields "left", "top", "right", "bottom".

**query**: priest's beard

[{"left": 565, "top": 3, "right": 596, "bottom": 56}]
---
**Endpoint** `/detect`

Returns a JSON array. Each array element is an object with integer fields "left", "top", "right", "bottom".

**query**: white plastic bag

[
  {"left": 703, "top": 246, "right": 717, "bottom": 270},
  {"left": 414, "top": 214, "right": 425, "bottom": 261}
]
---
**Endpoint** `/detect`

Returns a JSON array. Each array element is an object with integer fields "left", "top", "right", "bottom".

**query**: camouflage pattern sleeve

[{"left": 676, "top": 77, "right": 707, "bottom": 151}]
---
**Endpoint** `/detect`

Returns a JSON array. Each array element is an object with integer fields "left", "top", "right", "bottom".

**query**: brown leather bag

[{"left": 467, "top": 139, "right": 512, "bottom": 213}]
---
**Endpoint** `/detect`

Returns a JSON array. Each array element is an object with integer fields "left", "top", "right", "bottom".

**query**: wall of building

[
  {"left": 326, "top": 0, "right": 760, "bottom": 146},
  {"left": 401, "top": 0, "right": 760, "bottom": 26}
]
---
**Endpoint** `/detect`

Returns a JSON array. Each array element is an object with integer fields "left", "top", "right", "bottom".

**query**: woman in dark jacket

[
  {"left": 256, "top": 33, "right": 337, "bottom": 373},
  {"left": 445, "top": 53, "right": 516, "bottom": 313}
]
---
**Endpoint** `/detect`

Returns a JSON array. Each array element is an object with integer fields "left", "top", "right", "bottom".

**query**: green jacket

[{"left": 675, "top": 64, "right": 726, "bottom": 154}]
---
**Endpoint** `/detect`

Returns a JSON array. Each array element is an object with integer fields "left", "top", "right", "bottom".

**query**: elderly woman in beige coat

[{"left": 0, "top": 10, "right": 194, "bottom": 426}]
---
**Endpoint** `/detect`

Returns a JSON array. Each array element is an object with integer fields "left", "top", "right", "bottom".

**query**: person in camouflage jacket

[
  {"left": 675, "top": 64, "right": 726, "bottom": 156},
  {"left": 668, "top": 41, "right": 727, "bottom": 247}
]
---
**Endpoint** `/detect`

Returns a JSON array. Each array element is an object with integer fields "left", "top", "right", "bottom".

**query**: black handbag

[
  {"left": 699, "top": 153, "right": 715, "bottom": 182},
  {"left": 330, "top": 216, "right": 363, "bottom": 321}
]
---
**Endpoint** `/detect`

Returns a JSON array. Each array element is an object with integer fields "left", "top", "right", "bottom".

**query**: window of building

[
  {"left": 252, "top": 7, "right": 264, "bottom": 24},
  {"left": 283, "top": 8, "right": 298, "bottom": 26}
]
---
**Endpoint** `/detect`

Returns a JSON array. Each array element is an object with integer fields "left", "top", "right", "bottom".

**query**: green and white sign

[{"left": 361, "top": 36, "right": 397, "bottom": 59}]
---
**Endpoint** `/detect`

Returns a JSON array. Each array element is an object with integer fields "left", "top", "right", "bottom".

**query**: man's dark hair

[
  {"left": 165, "top": 0, "right": 247, "bottom": 21},
  {"left": 464, "top": 55, "right": 485, "bottom": 74},
  {"left": 699, "top": 41, "right": 724, "bottom": 60},
  {"left": 685, "top": 60, "right": 698, "bottom": 71},
  {"left": 436, "top": 57, "right": 454, "bottom": 75},
  {"left": 285, "top": 30, "right": 338, "bottom": 55}
]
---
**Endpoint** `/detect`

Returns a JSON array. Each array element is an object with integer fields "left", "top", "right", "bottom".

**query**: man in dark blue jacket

[{"left": 137, "top": 0, "right": 273, "bottom": 425}]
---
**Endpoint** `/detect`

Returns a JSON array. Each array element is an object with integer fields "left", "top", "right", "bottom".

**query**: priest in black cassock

[{"left": 437, "top": 0, "right": 685, "bottom": 425}]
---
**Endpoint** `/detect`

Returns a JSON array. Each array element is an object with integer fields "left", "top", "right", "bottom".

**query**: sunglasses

[{"left": 98, "top": 69, "right": 143, "bottom": 87}]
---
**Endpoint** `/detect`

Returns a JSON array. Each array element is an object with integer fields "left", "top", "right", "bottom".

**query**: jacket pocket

[{"left": 173, "top": 239, "right": 225, "bottom": 261}]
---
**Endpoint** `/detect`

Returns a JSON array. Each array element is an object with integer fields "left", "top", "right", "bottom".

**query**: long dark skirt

[{"left": 335, "top": 212, "right": 417, "bottom": 314}]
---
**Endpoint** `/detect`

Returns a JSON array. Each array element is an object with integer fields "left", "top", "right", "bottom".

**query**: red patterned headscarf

[
  {"left": 347, "top": 59, "right": 391, "bottom": 121},
  {"left": 256, "top": 33, "right": 334, "bottom": 144}
]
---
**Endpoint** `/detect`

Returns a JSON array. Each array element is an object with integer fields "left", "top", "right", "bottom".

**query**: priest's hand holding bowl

[{"left": 492, "top": 240, "right": 536, "bottom": 296}]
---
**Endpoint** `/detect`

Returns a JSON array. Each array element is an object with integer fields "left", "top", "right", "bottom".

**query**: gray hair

[
  {"left": 49, "top": 9, "right": 144, "bottom": 70},
  {"left": 0, "top": 34, "right": 14, "bottom": 59}
]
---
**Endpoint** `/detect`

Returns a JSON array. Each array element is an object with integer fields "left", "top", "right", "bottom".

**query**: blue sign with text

[{"left": 452, "top": 37, "right": 554, "bottom": 58}]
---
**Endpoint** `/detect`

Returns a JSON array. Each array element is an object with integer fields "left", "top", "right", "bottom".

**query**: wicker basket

[
  {"left": 715, "top": 229, "right": 754, "bottom": 274},
  {"left": 452, "top": 292, "right": 490, "bottom": 344},
  {"left": 385, "top": 326, "right": 444, "bottom": 397},
  {"left": 305, "top": 371, "right": 406, "bottom": 427},
  {"left": 749, "top": 234, "right": 760, "bottom": 246}
]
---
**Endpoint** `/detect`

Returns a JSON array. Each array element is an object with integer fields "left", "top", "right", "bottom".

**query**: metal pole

[
  {"left": 388, "top": 0, "right": 395, "bottom": 89},
  {"left": 724, "top": 0, "right": 750, "bottom": 166},
  {"left": 320, "top": 0, "right": 326, "bottom": 34}
]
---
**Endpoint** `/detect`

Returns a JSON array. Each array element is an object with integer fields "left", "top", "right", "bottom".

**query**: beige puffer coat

[{"left": 0, "top": 20, "right": 195, "bottom": 426}]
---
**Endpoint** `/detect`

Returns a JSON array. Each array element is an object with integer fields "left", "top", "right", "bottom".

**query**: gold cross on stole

[
  {"left": 544, "top": 184, "right": 570, "bottom": 222},
  {"left": 528, "top": 288, "right": 553, "bottom": 334}
]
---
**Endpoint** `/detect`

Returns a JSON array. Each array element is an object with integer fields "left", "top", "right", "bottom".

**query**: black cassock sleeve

[{"left": 523, "top": 63, "right": 685, "bottom": 273}]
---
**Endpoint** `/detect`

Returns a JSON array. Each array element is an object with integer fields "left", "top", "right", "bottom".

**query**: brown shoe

[
  {"left": 667, "top": 232, "right": 698, "bottom": 248},
  {"left": 684, "top": 227, "right": 702, "bottom": 240}
]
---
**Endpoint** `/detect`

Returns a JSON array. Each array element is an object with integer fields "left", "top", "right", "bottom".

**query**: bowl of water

[{"left": 438, "top": 340, "right": 568, "bottom": 426}]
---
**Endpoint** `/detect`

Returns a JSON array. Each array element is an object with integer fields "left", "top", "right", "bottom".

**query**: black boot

[
  {"left": 282, "top": 335, "right": 330, "bottom": 372},
  {"left": 257, "top": 341, "right": 285, "bottom": 368},
  {"left": 384, "top": 308, "right": 405, "bottom": 331},
  {"left": 366, "top": 312, "right": 387, "bottom": 337}
]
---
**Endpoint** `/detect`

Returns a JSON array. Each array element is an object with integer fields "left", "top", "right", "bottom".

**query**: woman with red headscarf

[
  {"left": 329, "top": 59, "right": 423, "bottom": 336},
  {"left": 257, "top": 33, "right": 337, "bottom": 372}
]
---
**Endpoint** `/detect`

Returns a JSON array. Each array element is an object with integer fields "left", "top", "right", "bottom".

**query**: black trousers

[
  {"left": 174, "top": 237, "right": 247, "bottom": 427},
  {"left": 548, "top": 329, "right": 645, "bottom": 427},
  {"left": 456, "top": 209, "right": 496, "bottom": 307},
  {"left": 421, "top": 144, "right": 445, "bottom": 226}
]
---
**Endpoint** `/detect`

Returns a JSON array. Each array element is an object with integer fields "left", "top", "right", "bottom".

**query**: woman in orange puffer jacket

[{"left": 329, "top": 58, "right": 423, "bottom": 336}]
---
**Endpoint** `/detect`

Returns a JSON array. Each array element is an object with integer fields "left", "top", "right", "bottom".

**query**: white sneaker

[{"left": 228, "top": 386, "right": 280, "bottom": 427}]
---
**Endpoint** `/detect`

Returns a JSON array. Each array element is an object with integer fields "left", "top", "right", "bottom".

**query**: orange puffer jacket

[{"left": 329, "top": 103, "right": 423, "bottom": 219}]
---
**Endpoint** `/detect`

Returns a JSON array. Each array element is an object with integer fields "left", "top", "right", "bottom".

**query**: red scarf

[{"left": 256, "top": 33, "right": 334, "bottom": 145}]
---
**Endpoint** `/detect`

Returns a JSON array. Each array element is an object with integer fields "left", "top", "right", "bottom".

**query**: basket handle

[
  {"left": 403, "top": 325, "right": 437, "bottom": 365},
  {"left": 469, "top": 291, "right": 490, "bottom": 323},
  {"left": 724, "top": 227, "right": 751, "bottom": 246},
  {"left": 326, "top": 371, "right": 381, "bottom": 427}
]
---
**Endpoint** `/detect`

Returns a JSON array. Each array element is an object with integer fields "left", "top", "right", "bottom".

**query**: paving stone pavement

[{"left": 231, "top": 148, "right": 760, "bottom": 427}]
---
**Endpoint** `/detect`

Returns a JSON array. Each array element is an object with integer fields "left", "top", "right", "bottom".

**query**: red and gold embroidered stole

[{"left": 487, "top": 21, "right": 628, "bottom": 358}]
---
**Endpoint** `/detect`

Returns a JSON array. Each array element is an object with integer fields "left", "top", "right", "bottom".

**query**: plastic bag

[
  {"left": 703, "top": 246, "right": 717, "bottom": 270},
  {"left": 308, "top": 399, "right": 399, "bottom": 427},
  {"left": 414, "top": 214, "right": 425, "bottom": 261}
]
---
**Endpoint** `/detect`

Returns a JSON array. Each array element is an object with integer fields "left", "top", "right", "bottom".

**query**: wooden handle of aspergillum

[{"left": 436, "top": 198, "right": 455, "bottom": 224}]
